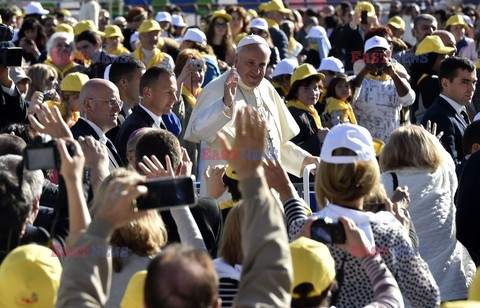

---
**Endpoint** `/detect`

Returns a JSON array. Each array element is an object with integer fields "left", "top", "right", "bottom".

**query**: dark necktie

[
  {"left": 461, "top": 110, "right": 470, "bottom": 126},
  {"left": 106, "top": 139, "right": 123, "bottom": 168}
]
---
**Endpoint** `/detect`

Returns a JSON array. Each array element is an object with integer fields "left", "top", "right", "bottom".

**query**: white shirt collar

[
  {"left": 440, "top": 94, "right": 466, "bottom": 115},
  {"left": 139, "top": 103, "right": 162, "bottom": 128},
  {"left": 81, "top": 117, "right": 108, "bottom": 144}
]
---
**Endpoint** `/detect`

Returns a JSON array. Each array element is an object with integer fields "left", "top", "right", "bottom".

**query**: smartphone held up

[
  {"left": 136, "top": 175, "right": 197, "bottom": 211},
  {"left": 310, "top": 218, "right": 346, "bottom": 244}
]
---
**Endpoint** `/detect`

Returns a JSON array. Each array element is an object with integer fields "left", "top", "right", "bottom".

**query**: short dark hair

[
  {"left": 463, "top": 121, "right": 480, "bottom": 155},
  {"left": 134, "top": 129, "right": 182, "bottom": 173},
  {"left": 285, "top": 75, "right": 321, "bottom": 101},
  {"left": 1, "top": 123, "right": 37, "bottom": 145},
  {"left": 438, "top": 56, "right": 476, "bottom": 87},
  {"left": 144, "top": 245, "right": 218, "bottom": 308},
  {"left": 75, "top": 30, "right": 101, "bottom": 46},
  {"left": 0, "top": 155, "right": 42, "bottom": 253},
  {"left": 109, "top": 56, "right": 145, "bottom": 85},
  {"left": 139, "top": 66, "right": 175, "bottom": 95},
  {"left": 0, "top": 134, "right": 27, "bottom": 156}
]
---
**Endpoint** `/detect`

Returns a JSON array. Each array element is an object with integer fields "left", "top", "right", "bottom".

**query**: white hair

[{"left": 47, "top": 31, "right": 75, "bottom": 58}]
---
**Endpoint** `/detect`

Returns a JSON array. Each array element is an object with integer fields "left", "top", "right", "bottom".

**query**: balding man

[
  {"left": 71, "top": 78, "right": 124, "bottom": 170},
  {"left": 185, "top": 35, "right": 317, "bottom": 196}
]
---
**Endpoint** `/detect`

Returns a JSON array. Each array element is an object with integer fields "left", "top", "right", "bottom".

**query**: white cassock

[{"left": 185, "top": 69, "right": 310, "bottom": 196}]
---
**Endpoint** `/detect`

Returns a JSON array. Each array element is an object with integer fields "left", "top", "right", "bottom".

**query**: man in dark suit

[
  {"left": 115, "top": 66, "right": 178, "bottom": 165},
  {"left": 71, "top": 79, "right": 124, "bottom": 170},
  {"left": 421, "top": 57, "right": 477, "bottom": 167},
  {"left": 0, "top": 66, "right": 28, "bottom": 129}
]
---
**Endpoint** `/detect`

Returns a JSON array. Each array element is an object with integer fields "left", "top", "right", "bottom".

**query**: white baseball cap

[
  {"left": 181, "top": 28, "right": 207, "bottom": 45},
  {"left": 320, "top": 124, "right": 376, "bottom": 164},
  {"left": 155, "top": 11, "right": 172, "bottom": 23},
  {"left": 364, "top": 36, "right": 390, "bottom": 53},
  {"left": 172, "top": 14, "right": 187, "bottom": 27},
  {"left": 306, "top": 25, "right": 327, "bottom": 39},
  {"left": 272, "top": 59, "right": 298, "bottom": 77},
  {"left": 25, "top": 2, "right": 49, "bottom": 15},
  {"left": 318, "top": 57, "right": 344, "bottom": 73},
  {"left": 237, "top": 34, "right": 269, "bottom": 49},
  {"left": 250, "top": 18, "right": 269, "bottom": 31}
]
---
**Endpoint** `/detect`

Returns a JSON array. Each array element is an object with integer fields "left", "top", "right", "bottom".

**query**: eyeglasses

[
  {"left": 214, "top": 22, "right": 227, "bottom": 28},
  {"left": 89, "top": 97, "right": 123, "bottom": 108}
]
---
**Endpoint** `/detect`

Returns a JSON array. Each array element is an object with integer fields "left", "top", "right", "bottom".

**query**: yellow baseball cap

[
  {"left": 58, "top": 8, "right": 72, "bottom": 17},
  {"left": 60, "top": 72, "right": 90, "bottom": 92},
  {"left": 120, "top": 270, "right": 147, "bottom": 308},
  {"left": 291, "top": 64, "right": 325, "bottom": 86},
  {"left": 446, "top": 14, "right": 468, "bottom": 29},
  {"left": 74, "top": 20, "right": 105, "bottom": 37},
  {"left": 0, "top": 244, "right": 62, "bottom": 307},
  {"left": 247, "top": 9, "right": 258, "bottom": 19},
  {"left": 415, "top": 35, "right": 456, "bottom": 55},
  {"left": 388, "top": 16, "right": 405, "bottom": 31},
  {"left": 225, "top": 165, "right": 239, "bottom": 181},
  {"left": 138, "top": 19, "right": 162, "bottom": 34},
  {"left": 262, "top": 0, "right": 291, "bottom": 14},
  {"left": 290, "top": 237, "right": 335, "bottom": 298},
  {"left": 55, "top": 23, "right": 74, "bottom": 35},
  {"left": 355, "top": 1, "right": 376, "bottom": 17},
  {"left": 104, "top": 24, "right": 124, "bottom": 39},
  {"left": 211, "top": 10, "right": 231, "bottom": 22}
]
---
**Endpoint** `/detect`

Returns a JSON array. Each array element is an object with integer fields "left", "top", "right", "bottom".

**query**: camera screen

[
  {"left": 311, "top": 225, "right": 332, "bottom": 244},
  {"left": 25, "top": 147, "right": 56, "bottom": 170},
  {"left": 137, "top": 176, "right": 196, "bottom": 210}
]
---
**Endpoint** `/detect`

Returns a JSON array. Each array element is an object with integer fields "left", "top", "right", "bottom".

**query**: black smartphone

[
  {"left": 23, "top": 135, "right": 76, "bottom": 170},
  {"left": 310, "top": 218, "right": 346, "bottom": 244},
  {"left": 361, "top": 10, "right": 368, "bottom": 25},
  {"left": 136, "top": 175, "right": 197, "bottom": 210}
]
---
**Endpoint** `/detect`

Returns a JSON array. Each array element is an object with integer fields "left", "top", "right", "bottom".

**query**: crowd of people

[{"left": 1, "top": 0, "right": 480, "bottom": 307}]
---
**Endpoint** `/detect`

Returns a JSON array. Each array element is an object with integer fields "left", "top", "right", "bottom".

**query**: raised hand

[
  {"left": 138, "top": 154, "right": 175, "bottom": 179},
  {"left": 28, "top": 103, "right": 72, "bottom": 139},
  {"left": 223, "top": 67, "right": 239, "bottom": 108},
  {"left": 217, "top": 106, "right": 266, "bottom": 180},
  {"left": 204, "top": 165, "right": 227, "bottom": 199},
  {"left": 95, "top": 175, "right": 149, "bottom": 228}
]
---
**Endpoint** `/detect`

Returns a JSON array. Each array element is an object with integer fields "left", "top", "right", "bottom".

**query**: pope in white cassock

[{"left": 185, "top": 35, "right": 319, "bottom": 194}]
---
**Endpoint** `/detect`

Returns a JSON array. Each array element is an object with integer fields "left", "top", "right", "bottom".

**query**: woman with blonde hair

[
  {"left": 213, "top": 202, "right": 243, "bottom": 307},
  {"left": 283, "top": 124, "right": 441, "bottom": 307},
  {"left": 26, "top": 63, "right": 58, "bottom": 102},
  {"left": 380, "top": 125, "right": 476, "bottom": 302}
]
